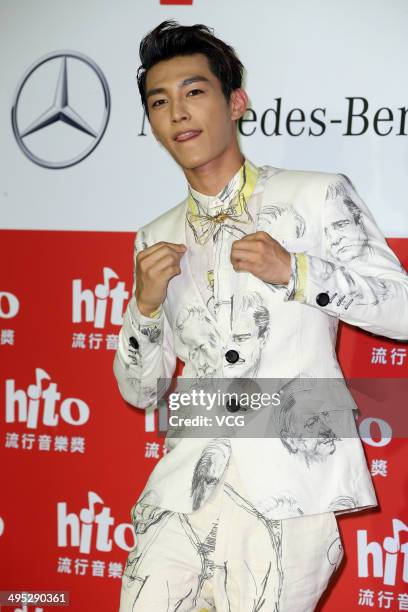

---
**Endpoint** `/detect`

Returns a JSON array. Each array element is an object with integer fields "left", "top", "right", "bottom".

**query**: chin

[{"left": 182, "top": 150, "right": 222, "bottom": 170}]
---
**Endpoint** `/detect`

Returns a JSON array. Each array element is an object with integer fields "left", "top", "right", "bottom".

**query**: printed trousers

[{"left": 119, "top": 453, "right": 344, "bottom": 611}]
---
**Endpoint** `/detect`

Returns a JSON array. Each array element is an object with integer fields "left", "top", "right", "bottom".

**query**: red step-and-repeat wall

[
  {"left": 1, "top": 231, "right": 407, "bottom": 611},
  {"left": 1, "top": 0, "right": 407, "bottom": 610}
]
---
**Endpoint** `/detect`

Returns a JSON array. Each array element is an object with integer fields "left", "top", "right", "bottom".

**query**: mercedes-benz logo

[{"left": 11, "top": 50, "right": 111, "bottom": 169}]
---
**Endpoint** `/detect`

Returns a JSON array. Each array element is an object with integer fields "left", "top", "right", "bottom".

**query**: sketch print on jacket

[
  {"left": 114, "top": 157, "right": 408, "bottom": 519},
  {"left": 121, "top": 447, "right": 343, "bottom": 612}
]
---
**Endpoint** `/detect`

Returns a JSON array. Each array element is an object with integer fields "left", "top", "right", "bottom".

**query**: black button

[
  {"left": 316, "top": 292, "right": 330, "bottom": 307},
  {"left": 129, "top": 336, "right": 139, "bottom": 350},
  {"left": 226, "top": 398, "right": 240, "bottom": 412},
  {"left": 225, "top": 349, "right": 239, "bottom": 363}
]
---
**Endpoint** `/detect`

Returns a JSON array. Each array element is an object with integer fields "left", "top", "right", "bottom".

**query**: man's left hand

[{"left": 230, "top": 231, "right": 292, "bottom": 285}]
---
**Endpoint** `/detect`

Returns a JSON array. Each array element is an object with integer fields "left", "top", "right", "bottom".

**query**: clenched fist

[
  {"left": 230, "top": 231, "right": 292, "bottom": 285},
  {"left": 135, "top": 241, "right": 187, "bottom": 316}
]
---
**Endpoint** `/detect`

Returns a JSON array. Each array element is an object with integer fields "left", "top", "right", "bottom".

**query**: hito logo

[
  {"left": 57, "top": 491, "right": 135, "bottom": 553},
  {"left": 5, "top": 368, "right": 90, "bottom": 429},
  {"left": 72, "top": 267, "right": 129, "bottom": 329},
  {"left": 0, "top": 291, "right": 19, "bottom": 319},
  {"left": 358, "top": 519, "right": 408, "bottom": 586},
  {"left": 359, "top": 417, "right": 392, "bottom": 447}
]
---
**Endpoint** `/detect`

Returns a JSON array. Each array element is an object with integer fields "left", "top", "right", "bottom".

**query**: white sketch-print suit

[{"left": 114, "top": 158, "right": 408, "bottom": 518}]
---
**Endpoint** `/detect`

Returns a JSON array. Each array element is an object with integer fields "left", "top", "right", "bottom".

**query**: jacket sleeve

[
  {"left": 113, "top": 230, "right": 177, "bottom": 409},
  {"left": 286, "top": 173, "right": 408, "bottom": 341}
]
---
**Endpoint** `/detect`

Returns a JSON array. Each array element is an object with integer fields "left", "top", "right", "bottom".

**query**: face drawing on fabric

[
  {"left": 226, "top": 292, "right": 270, "bottom": 378},
  {"left": 325, "top": 180, "right": 369, "bottom": 262},
  {"left": 131, "top": 489, "right": 173, "bottom": 535},
  {"left": 339, "top": 268, "right": 393, "bottom": 306},
  {"left": 257, "top": 203, "right": 306, "bottom": 248},
  {"left": 191, "top": 438, "right": 231, "bottom": 511},
  {"left": 277, "top": 388, "right": 341, "bottom": 468},
  {"left": 175, "top": 306, "right": 219, "bottom": 378}
]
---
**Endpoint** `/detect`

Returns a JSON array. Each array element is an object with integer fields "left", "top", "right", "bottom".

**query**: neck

[{"left": 184, "top": 146, "right": 245, "bottom": 196}]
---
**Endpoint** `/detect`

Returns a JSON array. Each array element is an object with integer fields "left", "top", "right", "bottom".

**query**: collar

[{"left": 187, "top": 157, "right": 259, "bottom": 218}]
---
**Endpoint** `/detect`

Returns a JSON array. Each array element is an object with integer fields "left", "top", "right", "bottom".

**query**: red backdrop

[{"left": 1, "top": 230, "right": 407, "bottom": 611}]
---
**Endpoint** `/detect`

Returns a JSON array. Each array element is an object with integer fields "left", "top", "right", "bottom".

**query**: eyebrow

[{"left": 146, "top": 75, "right": 211, "bottom": 100}]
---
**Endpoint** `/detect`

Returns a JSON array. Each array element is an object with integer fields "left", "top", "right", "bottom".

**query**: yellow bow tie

[{"left": 186, "top": 192, "right": 254, "bottom": 245}]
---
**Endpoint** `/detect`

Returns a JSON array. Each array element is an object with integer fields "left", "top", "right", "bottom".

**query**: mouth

[
  {"left": 174, "top": 130, "right": 202, "bottom": 143},
  {"left": 225, "top": 359, "right": 245, "bottom": 367},
  {"left": 336, "top": 243, "right": 360, "bottom": 254}
]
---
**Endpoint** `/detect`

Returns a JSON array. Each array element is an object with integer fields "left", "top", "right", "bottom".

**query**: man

[
  {"left": 324, "top": 177, "right": 370, "bottom": 262},
  {"left": 257, "top": 203, "right": 306, "bottom": 249},
  {"left": 273, "top": 377, "right": 358, "bottom": 469},
  {"left": 226, "top": 291, "right": 270, "bottom": 378},
  {"left": 114, "top": 20, "right": 408, "bottom": 611},
  {"left": 175, "top": 305, "right": 219, "bottom": 379},
  {"left": 277, "top": 390, "right": 340, "bottom": 468}
]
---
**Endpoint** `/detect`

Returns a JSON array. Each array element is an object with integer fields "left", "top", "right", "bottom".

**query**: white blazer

[{"left": 114, "top": 164, "right": 408, "bottom": 519}]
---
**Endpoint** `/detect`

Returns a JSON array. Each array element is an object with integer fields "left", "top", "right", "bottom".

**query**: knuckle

[{"left": 167, "top": 253, "right": 177, "bottom": 265}]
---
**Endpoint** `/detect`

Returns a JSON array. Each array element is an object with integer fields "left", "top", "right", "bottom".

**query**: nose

[
  {"left": 170, "top": 98, "right": 190, "bottom": 123},
  {"left": 331, "top": 235, "right": 344, "bottom": 247}
]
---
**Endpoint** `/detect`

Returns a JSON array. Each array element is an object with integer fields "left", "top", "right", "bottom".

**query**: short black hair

[{"left": 137, "top": 20, "right": 245, "bottom": 120}]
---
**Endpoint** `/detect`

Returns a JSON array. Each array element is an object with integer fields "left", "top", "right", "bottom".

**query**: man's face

[
  {"left": 284, "top": 401, "right": 339, "bottom": 465},
  {"left": 324, "top": 197, "right": 367, "bottom": 262},
  {"left": 145, "top": 53, "right": 237, "bottom": 170},
  {"left": 180, "top": 316, "right": 218, "bottom": 378},
  {"left": 227, "top": 308, "right": 268, "bottom": 377},
  {"left": 258, "top": 207, "right": 302, "bottom": 247}
]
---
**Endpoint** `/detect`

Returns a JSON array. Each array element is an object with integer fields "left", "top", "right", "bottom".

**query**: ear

[{"left": 230, "top": 88, "right": 249, "bottom": 121}]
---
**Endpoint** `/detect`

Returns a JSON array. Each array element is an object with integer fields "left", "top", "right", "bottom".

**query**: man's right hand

[{"left": 135, "top": 241, "right": 187, "bottom": 316}]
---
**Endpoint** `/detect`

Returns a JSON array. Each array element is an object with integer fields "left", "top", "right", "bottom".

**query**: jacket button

[
  {"left": 316, "top": 292, "right": 330, "bottom": 307},
  {"left": 129, "top": 336, "right": 139, "bottom": 349},
  {"left": 226, "top": 398, "right": 240, "bottom": 412},
  {"left": 225, "top": 349, "right": 239, "bottom": 363}
]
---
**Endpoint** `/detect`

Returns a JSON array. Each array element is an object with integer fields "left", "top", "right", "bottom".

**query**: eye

[
  {"left": 305, "top": 415, "right": 320, "bottom": 429},
  {"left": 152, "top": 99, "right": 165, "bottom": 108},
  {"left": 151, "top": 89, "right": 203, "bottom": 109},
  {"left": 187, "top": 88, "right": 203, "bottom": 97},
  {"left": 233, "top": 335, "right": 250, "bottom": 344},
  {"left": 334, "top": 220, "right": 351, "bottom": 229}
]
